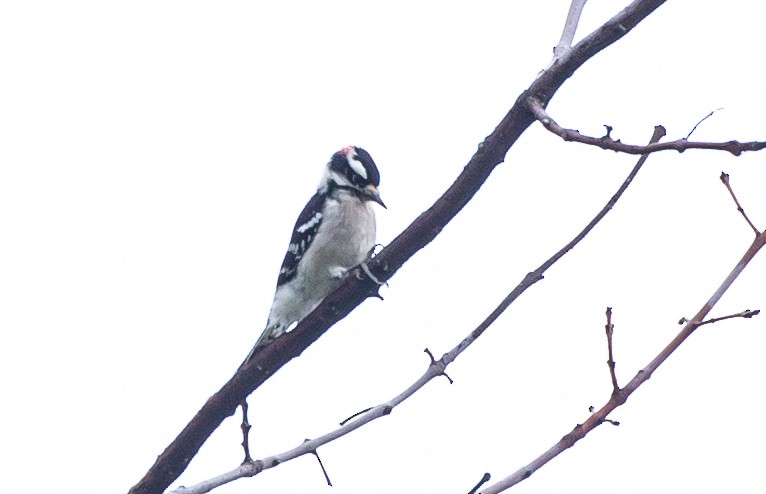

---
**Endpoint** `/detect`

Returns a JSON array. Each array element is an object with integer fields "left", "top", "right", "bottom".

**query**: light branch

[
  {"left": 552, "top": 0, "right": 589, "bottom": 62},
  {"left": 685, "top": 108, "right": 723, "bottom": 140},
  {"left": 527, "top": 96, "right": 766, "bottom": 156}
]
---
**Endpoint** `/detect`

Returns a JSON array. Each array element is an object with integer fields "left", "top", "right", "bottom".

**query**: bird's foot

[
  {"left": 329, "top": 266, "right": 349, "bottom": 279},
  {"left": 359, "top": 261, "right": 387, "bottom": 286}
]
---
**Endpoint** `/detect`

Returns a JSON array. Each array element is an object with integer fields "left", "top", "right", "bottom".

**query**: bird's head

[{"left": 321, "top": 146, "right": 386, "bottom": 208}]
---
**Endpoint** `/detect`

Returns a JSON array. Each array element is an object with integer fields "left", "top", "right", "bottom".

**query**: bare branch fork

[
  {"left": 477, "top": 174, "right": 763, "bottom": 494},
  {"left": 527, "top": 96, "right": 766, "bottom": 156},
  {"left": 551, "top": 0, "right": 588, "bottom": 62},
  {"left": 170, "top": 126, "right": 665, "bottom": 494},
  {"left": 128, "top": 3, "right": 672, "bottom": 493}
]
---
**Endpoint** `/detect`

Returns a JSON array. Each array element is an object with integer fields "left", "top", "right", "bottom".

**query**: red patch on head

[{"left": 337, "top": 145, "right": 356, "bottom": 156}]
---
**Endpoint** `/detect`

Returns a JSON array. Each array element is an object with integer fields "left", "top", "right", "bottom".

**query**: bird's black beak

[{"left": 364, "top": 184, "right": 387, "bottom": 209}]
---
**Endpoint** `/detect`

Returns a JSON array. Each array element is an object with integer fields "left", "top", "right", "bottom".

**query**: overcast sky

[{"left": 2, "top": 2, "right": 765, "bottom": 493}]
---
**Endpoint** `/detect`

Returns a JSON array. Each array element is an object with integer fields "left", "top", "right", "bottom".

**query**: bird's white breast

[
  {"left": 266, "top": 190, "right": 376, "bottom": 331},
  {"left": 298, "top": 191, "right": 376, "bottom": 287}
]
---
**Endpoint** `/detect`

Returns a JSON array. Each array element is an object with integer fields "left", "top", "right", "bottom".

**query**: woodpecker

[{"left": 244, "top": 146, "right": 385, "bottom": 362}]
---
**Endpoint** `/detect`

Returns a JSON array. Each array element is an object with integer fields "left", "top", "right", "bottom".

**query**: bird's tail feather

[{"left": 239, "top": 325, "right": 277, "bottom": 370}]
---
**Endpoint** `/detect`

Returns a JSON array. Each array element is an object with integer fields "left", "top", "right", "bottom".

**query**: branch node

[
  {"left": 424, "top": 348, "right": 454, "bottom": 384},
  {"left": 522, "top": 468, "right": 533, "bottom": 479}
]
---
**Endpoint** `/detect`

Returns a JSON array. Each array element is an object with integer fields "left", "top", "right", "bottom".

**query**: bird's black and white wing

[{"left": 275, "top": 191, "right": 326, "bottom": 287}]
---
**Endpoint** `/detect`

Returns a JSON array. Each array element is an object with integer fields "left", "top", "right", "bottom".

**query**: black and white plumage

[{"left": 245, "top": 146, "right": 385, "bottom": 360}]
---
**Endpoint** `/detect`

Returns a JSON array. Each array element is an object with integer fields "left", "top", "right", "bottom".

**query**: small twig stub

[
  {"left": 720, "top": 172, "right": 761, "bottom": 235},
  {"left": 604, "top": 307, "right": 619, "bottom": 392}
]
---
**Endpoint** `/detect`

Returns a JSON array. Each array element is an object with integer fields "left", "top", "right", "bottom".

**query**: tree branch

[
  {"left": 604, "top": 307, "right": 619, "bottom": 392},
  {"left": 128, "top": 2, "right": 680, "bottom": 493},
  {"left": 478, "top": 207, "right": 766, "bottom": 494},
  {"left": 527, "top": 96, "right": 766, "bottom": 156},
  {"left": 696, "top": 309, "right": 760, "bottom": 327},
  {"left": 720, "top": 172, "right": 761, "bottom": 235},
  {"left": 552, "top": 0, "right": 588, "bottom": 61},
  {"left": 685, "top": 108, "right": 723, "bottom": 140}
]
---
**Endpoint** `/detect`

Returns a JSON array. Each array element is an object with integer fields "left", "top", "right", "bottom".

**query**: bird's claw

[{"left": 359, "top": 262, "right": 387, "bottom": 286}]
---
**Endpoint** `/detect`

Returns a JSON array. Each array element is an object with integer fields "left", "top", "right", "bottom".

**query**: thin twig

[
  {"left": 310, "top": 449, "right": 332, "bottom": 486},
  {"left": 720, "top": 172, "right": 761, "bottom": 235},
  {"left": 239, "top": 400, "right": 252, "bottom": 463},
  {"left": 528, "top": 96, "right": 766, "bottom": 156},
  {"left": 696, "top": 309, "right": 760, "bottom": 327},
  {"left": 469, "top": 473, "right": 492, "bottom": 494},
  {"left": 604, "top": 307, "right": 619, "bottom": 392},
  {"left": 685, "top": 108, "right": 723, "bottom": 140}
]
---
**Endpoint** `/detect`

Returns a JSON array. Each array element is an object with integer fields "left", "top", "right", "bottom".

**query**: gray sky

[{"left": 2, "top": 2, "right": 765, "bottom": 493}]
